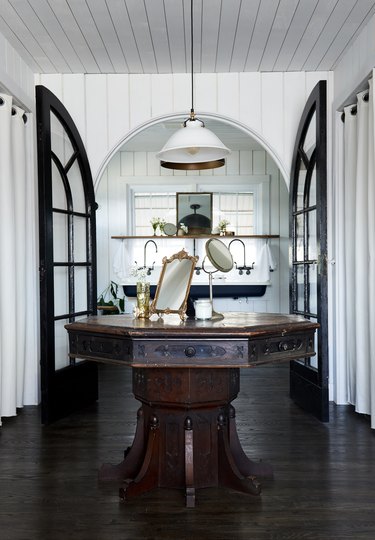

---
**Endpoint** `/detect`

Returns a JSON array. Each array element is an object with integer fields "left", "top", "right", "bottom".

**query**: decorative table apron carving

[{"left": 65, "top": 313, "right": 318, "bottom": 507}]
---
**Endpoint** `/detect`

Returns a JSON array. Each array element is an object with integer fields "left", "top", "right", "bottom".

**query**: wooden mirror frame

[{"left": 150, "top": 250, "right": 198, "bottom": 320}]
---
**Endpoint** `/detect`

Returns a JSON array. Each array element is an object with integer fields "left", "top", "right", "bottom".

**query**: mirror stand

[{"left": 202, "top": 258, "right": 224, "bottom": 321}]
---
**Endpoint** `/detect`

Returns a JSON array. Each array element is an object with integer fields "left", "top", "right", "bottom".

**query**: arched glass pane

[
  {"left": 303, "top": 111, "right": 316, "bottom": 159},
  {"left": 51, "top": 111, "right": 74, "bottom": 168},
  {"left": 53, "top": 213, "right": 68, "bottom": 261},
  {"left": 55, "top": 319, "right": 70, "bottom": 369},
  {"left": 52, "top": 159, "right": 67, "bottom": 210},
  {"left": 308, "top": 317, "right": 318, "bottom": 369},
  {"left": 295, "top": 214, "right": 304, "bottom": 261},
  {"left": 309, "top": 264, "right": 318, "bottom": 316},
  {"left": 296, "top": 165, "right": 306, "bottom": 211},
  {"left": 309, "top": 166, "right": 316, "bottom": 207},
  {"left": 67, "top": 159, "right": 86, "bottom": 213},
  {"left": 308, "top": 210, "right": 317, "bottom": 261},
  {"left": 75, "top": 267, "right": 87, "bottom": 313},
  {"left": 296, "top": 265, "right": 304, "bottom": 312},
  {"left": 73, "top": 216, "right": 87, "bottom": 263},
  {"left": 54, "top": 267, "right": 69, "bottom": 317}
]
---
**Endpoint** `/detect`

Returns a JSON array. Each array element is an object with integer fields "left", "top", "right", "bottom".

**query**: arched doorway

[{"left": 94, "top": 113, "right": 290, "bottom": 318}]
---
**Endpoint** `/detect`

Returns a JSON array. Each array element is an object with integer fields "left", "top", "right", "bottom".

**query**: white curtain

[
  {"left": 338, "top": 78, "right": 375, "bottom": 428},
  {"left": 0, "top": 93, "right": 39, "bottom": 425}
]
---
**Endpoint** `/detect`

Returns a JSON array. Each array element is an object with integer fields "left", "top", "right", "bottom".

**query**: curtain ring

[
  {"left": 350, "top": 105, "right": 357, "bottom": 116},
  {"left": 0, "top": 97, "right": 4, "bottom": 106},
  {"left": 11, "top": 107, "right": 16, "bottom": 116},
  {"left": 22, "top": 113, "right": 27, "bottom": 124},
  {"left": 363, "top": 93, "right": 369, "bottom": 102}
]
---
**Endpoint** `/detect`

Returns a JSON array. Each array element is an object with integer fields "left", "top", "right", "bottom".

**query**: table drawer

[
  {"left": 133, "top": 339, "right": 248, "bottom": 366},
  {"left": 248, "top": 332, "right": 315, "bottom": 366},
  {"left": 69, "top": 333, "right": 132, "bottom": 364}
]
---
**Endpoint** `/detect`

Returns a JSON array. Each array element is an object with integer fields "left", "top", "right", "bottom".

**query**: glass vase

[{"left": 136, "top": 282, "right": 150, "bottom": 319}]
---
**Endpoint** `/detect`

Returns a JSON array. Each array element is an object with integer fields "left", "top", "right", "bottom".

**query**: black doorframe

[
  {"left": 289, "top": 80, "right": 329, "bottom": 422},
  {"left": 37, "top": 85, "right": 98, "bottom": 424}
]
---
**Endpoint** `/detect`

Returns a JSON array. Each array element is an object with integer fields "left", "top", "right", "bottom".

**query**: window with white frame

[
  {"left": 132, "top": 188, "right": 259, "bottom": 236},
  {"left": 212, "top": 192, "right": 254, "bottom": 234},
  {"left": 133, "top": 192, "right": 176, "bottom": 235}
]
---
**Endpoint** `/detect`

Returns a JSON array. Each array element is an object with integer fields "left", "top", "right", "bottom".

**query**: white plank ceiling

[{"left": 0, "top": 0, "right": 375, "bottom": 74}]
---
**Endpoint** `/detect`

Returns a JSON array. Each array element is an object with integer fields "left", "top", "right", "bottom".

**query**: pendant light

[{"left": 156, "top": 0, "right": 230, "bottom": 170}]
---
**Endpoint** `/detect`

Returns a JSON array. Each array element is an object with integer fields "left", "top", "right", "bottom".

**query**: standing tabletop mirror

[
  {"left": 150, "top": 250, "right": 198, "bottom": 320},
  {"left": 202, "top": 238, "right": 234, "bottom": 320}
]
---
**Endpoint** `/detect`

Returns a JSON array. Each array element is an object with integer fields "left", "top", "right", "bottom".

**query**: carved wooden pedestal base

[{"left": 99, "top": 367, "right": 272, "bottom": 507}]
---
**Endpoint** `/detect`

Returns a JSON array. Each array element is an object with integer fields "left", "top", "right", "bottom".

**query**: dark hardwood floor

[{"left": 1, "top": 364, "right": 375, "bottom": 540}]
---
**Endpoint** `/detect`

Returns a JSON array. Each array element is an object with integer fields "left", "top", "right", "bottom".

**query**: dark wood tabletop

[{"left": 66, "top": 312, "right": 319, "bottom": 369}]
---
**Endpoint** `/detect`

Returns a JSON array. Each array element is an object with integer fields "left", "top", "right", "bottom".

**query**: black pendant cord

[{"left": 190, "top": 0, "right": 194, "bottom": 118}]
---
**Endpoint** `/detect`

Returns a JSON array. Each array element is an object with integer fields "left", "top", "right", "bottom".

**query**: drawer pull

[{"left": 185, "top": 346, "right": 196, "bottom": 358}]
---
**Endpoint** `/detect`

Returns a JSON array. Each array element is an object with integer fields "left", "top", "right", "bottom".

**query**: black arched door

[
  {"left": 289, "top": 81, "right": 329, "bottom": 422},
  {"left": 37, "top": 86, "right": 98, "bottom": 424}
]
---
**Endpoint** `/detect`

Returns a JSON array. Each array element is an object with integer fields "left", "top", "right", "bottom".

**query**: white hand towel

[
  {"left": 113, "top": 241, "right": 130, "bottom": 283},
  {"left": 256, "top": 243, "right": 277, "bottom": 282}
]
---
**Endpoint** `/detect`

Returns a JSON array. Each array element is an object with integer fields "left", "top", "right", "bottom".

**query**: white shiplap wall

[
  {"left": 34, "top": 71, "right": 329, "bottom": 317},
  {"left": 333, "top": 10, "right": 375, "bottom": 109},
  {"left": 35, "top": 71, "right": 329, "bottom": 184},
  {"left": 97, "top": 148, "right": 289, "bottom": 315},
  {"left": 0, "top": 31, "right": 34, "bottom": 110}
]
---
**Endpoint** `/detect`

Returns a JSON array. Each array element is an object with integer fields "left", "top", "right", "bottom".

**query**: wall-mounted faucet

[
  {"left": 228, "top": 239, "right": 254, "bottom": 276},
  {"left": 143, "top": 239, "right": 158, "bottom": 275}
]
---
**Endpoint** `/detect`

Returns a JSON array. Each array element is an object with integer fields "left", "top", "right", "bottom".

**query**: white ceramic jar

[{"left": 194, "top": 299, "right": 212, "bottom": 320}]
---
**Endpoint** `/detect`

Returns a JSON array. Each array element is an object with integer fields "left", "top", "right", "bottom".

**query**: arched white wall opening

[
  {"left": 94, "top": 112, "right": 290, "bottom": 191},
  {"left": 95, "top": 110, "right": 290, "bottom": 319}
]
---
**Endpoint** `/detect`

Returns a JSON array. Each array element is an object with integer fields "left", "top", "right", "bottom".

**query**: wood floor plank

[{"left": 0, "top": 364, "right": 375, "bottom": 540}]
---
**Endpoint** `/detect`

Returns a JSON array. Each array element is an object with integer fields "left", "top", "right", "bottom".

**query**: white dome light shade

[{"left": 156, "top": 120, "right": 231, "bottom": 164}]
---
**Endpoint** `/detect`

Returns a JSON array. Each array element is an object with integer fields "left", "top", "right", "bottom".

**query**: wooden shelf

[{"left": 111, "top": 234, "right": 280, "bottom": 240}]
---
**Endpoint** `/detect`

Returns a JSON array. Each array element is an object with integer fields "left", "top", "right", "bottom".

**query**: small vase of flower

[
  {"left": 130, "top": 266, "right": 150, "bottom": 319},
  {"left": 150, "top": 217, "right": 160, "bottom": 236},
  {"left": 136, "top": 281, "right": 150, "bottom": 319},
  {"left": 177, "top": 222, "right": 188, "bottom": 236},
  {"left": 218, "top": 218, "right": 230, "bottom": 236}
]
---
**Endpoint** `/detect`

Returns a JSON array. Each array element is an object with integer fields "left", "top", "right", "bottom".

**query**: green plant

[{"left": 97, "top": 281, "right": 125, "bottom": 315}]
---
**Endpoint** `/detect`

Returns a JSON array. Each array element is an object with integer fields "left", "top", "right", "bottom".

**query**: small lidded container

[{"left": 194, "top": 299, "right": 212, "bottom": 320}]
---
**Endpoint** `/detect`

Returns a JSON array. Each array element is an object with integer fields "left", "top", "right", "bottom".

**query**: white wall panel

[
  {"left": 39, "top": 74, "right": 63, "bottom": 101},
  {"left": 239, "top": 151, "right": 252, "bottom": 175},
  {"left": 129, "top": 75, "right": 152, "bottom": 128},
  {"left": 151, "top": 74, "right": 173, "bottom": 117},
  {"left": 38, "top": 71, "right": 330, "bottom": 184},
  {"left": 85, "top": 75, "right": 108, "bottom": 177},
  {"left": 261, "top": 73, "right": 284, "bottom": 168},
  {"left": 195, "top": 73, "right": 217, "bottom": 113},
  {"left": 147, "top": 152, "right": 160, "bottom": 176},
  {"left": 61, "top": 74, "right": 86, "bottom": 146},
  {"left": 334, "top": 11, "right": 375, "bottom": 108},
  {"left": 134, "top": 152, "right": 147, "bottom": 176},
  {"left": 283, "top": 72, "right": 307, "bottom": 172},
  {"left": 217, "top": 73, "right": 240, "bottom": 120},
  {"left": 239, "top": 73, "right": 262, "bottom": 136},
  {"left": 107, "top": 74, "right": 130, "bottom": 151},
  {"left": 0, "top": 29, "right": 35, "bottom": 112},
  {"left": 172, "top": 73, "right": 190, "bottom": 112}
]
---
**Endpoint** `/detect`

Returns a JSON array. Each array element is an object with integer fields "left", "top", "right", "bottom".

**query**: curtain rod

[{"left": 341, "top": 92, "right": 369, "bottom": 122}]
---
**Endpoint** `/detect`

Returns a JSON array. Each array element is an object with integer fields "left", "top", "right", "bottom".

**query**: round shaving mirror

[
  {"left": 202, "top": 238, "right": 234, "bottom": 320},
  {"left": 205, "top": 238, "right": 233, "bottom": 272}
]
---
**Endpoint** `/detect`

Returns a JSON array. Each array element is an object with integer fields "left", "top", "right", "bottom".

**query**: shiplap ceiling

[{"left": 1, "top": 0, "right": 375, "bottom": 74}]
